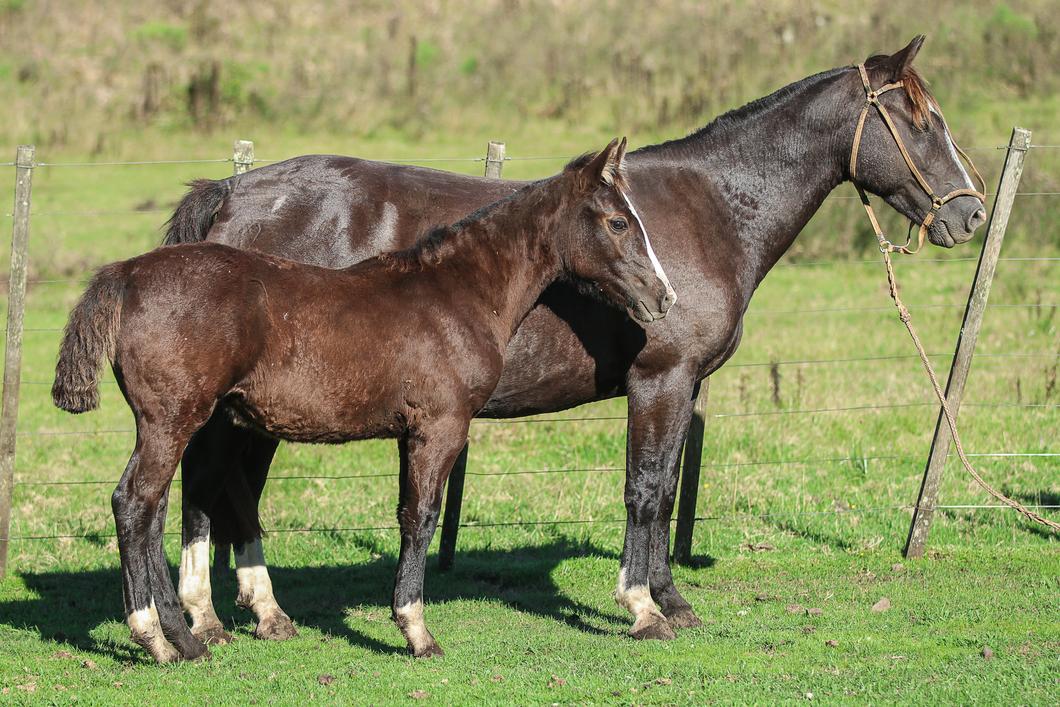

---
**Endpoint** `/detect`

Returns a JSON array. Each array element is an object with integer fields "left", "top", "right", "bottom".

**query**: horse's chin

[
  {"left": 927, "top": 221, "right": 974, "bottom": 249},
  {"left": 629, "top": 301, "right": 666, "bottom": 323}
]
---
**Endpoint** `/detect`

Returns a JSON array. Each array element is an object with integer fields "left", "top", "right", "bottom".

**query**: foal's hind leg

[
  {"left": 391, "top": 416, "right": 470, "bottom": 658},
  {"left": 146, "top": 488, "right": 211, "bottom": 660},
  {"left": 235, "top": 538, "right": 298, "bottom": 640},
  {"left": 113, "top": 434, "right": 209, "bottom": 663}
]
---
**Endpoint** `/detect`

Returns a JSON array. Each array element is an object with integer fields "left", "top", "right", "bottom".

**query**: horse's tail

[
  {"left": 52, "top": 263, "right": 127, "bottom": 413},
  {"left": 162, "top": 178, "right": 230, "bottom": 245}
]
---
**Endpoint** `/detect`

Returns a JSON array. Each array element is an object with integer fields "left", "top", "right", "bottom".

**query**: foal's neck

[{"left": 414, "top": 177, "right": 571, "bottom": 337}]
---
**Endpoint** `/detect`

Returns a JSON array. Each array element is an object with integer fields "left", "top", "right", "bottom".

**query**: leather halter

[{"left": 849, "top": 63, "right": 986, "bottom": 254}]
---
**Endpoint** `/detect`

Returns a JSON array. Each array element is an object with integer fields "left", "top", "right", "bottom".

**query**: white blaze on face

[
  {"left": 619, "top": 189, "right": 677, "bottom": 306},
  {"left": 930, "top": 105, "right": 977, "bottom": 195}
]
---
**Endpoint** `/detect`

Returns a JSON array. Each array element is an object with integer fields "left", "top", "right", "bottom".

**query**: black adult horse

[
  {"left": 167, "top": 37, "right": 986, "bottom": 647},
  {"left": 53, "top": 139, "right": 675, "bottom": 663}
]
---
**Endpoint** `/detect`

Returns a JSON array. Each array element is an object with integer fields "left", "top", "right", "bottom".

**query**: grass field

[{"left": 0, "top": 135, "right": 1058, "bottom": 704}]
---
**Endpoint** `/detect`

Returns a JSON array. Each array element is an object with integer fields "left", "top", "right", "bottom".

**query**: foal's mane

[{"left": 379, "top": 149, "right": 627, "bottom": 273}]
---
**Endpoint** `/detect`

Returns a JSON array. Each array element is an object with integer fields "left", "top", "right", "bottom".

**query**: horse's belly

[{"left": 224, "top": 379, "right": 406, "bottom": 444}]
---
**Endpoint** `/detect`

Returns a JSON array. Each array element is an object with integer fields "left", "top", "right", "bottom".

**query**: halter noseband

[{"left": 849, "top": 63, "right": 986, "bottom": 254}]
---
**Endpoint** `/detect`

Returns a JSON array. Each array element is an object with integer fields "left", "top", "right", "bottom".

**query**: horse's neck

[{"left": 648, "top": 70, "right": 853, "bottom": 286}]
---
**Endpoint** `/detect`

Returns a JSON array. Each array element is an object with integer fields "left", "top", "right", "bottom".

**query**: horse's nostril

[
  {"left": 968, "top": 208, "right": 987, "bottom": 231},
  {"left": 662, "top": 289, "right": 677, "bottom": 311}
]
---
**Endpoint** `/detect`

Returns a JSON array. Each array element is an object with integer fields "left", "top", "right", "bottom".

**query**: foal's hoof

[
  {"left": 255, "top": 612, "right": 299, "bottom": 641},
  {"left": 411, "top": 642, "right": 445, "bottom": 659},
  {"left": 193, "top": 626, "right": 235, "bottom": 646},
  {"left": 630, "top": 615, "right": 678, "bottom": 641},
  {"left": 175, "top": 637, "right": 213, "bottom": 663},
  {"left": 664, "top": 607, "right": 703, "bottom": 630}
]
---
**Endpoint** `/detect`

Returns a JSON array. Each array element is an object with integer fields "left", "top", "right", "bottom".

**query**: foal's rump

[{"left": 54, "top": 244, "right": 275, "bottom": 420}]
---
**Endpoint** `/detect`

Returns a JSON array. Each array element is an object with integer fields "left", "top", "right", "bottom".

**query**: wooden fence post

[
  {"left": 233, "top": 140, "right": 254, "bottom": 175},
  {"left": 484, "top": 141, "right": 505, "bottom": 179},
  {"left": 437, "top": 140, "right": 504, "bottom": 571},
  {"left": 212, "top": 140, "right": 254, "bottom": 575},
  {"left": 0, "top": 145, "right": 35, "bottom": 579},
  {"left": 673, "top": 378, "right": 709, "bottom": 564},
  {"left": 903, "top": 126, "right": 1032, "bottom": 559}
]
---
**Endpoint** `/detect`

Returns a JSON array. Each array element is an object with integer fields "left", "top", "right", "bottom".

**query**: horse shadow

[{"left": 1, "top": 534, "right": 709, "bottom": 659}]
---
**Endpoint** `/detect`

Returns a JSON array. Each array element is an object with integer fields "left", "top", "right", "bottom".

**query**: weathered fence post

[
  {"left": 0, "top": 145, "right": 35, "bottom": 579},
  {"left": 213, "top": 140, "right": 254, "bottom": 575},
  {"left": 437, "top": 140, "right": 504, "bottom": 571},
  {"left": 673, "top": 378, "right": 709, "bottom": 564},
  {"left": 484, "top": 141, "right": 505, "bottom": 179},
  {"left": 233, "top": 140, "right": 254, "bottom": 175},
  {"left": 903, "top": 126, "right": 1032, "bottom": 559}
]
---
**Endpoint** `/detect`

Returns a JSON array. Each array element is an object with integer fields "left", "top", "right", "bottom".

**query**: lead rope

[{"left": 882, "top": 251, "right": 1060, "bottom": 531}]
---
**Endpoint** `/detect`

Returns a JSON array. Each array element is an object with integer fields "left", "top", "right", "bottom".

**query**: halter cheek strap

[{"left": 849, "top": 63, "right": 986, "bottom": 254}]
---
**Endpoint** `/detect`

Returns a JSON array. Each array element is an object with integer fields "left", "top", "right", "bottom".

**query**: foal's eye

[{"left": 609, "top": 217, "right": 629, "bottom": 233}]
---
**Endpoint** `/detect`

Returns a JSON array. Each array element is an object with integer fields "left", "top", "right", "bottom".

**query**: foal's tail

[
  {"left": 52, "top": 263, "right": 127, "bottom": 413},
  {"left": 162, "top": 178, "right": 230, "bottom": 245}
]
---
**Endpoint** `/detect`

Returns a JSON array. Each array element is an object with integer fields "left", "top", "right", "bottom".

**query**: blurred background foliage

[{"left": 0, "top": 0, "right": 1056, "bottom": 152}]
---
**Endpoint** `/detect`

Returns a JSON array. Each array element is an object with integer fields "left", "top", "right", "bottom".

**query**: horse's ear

[
  {"left": 888, "top": 35, "right": 925, "bottom": 82},
  {"left": 603, "top": 137, "right": 628, "bottom": 185},
  {"left": 579, "top": 137, "right": 626, "bottom": 191}
]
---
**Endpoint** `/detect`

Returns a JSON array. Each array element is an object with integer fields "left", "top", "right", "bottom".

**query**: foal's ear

[
  {"left": 887, "top": 35, "right": 925, "bottom": 82},
  {"left": 580, "top": 137, "right": 627, "bottom": 191}
]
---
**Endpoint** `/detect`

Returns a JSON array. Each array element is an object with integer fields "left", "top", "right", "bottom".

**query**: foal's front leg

[{"left": 391, "top": 417, "right": 470, "bottom": 658}]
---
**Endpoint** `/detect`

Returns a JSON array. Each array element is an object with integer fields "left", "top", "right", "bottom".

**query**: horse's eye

[{"left": 609, "top": 217, "right": 629, "bottom": 233}]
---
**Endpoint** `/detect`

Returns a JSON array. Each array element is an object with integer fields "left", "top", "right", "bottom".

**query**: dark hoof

[
  {"left": 630, "top": 616, "right": 678, "bottom": 641},
  {"left": 255, "top": 614, "right": 299, "bottom": 641},
  {"left": 412, "top": 644, "right": 445, "bottom": 658},
  {"left": 175, "top": 638, "right": 212, "bottom": 663},
  {"left": 665, "top": 607, "right": 703, "bottom": 630},
  {"left": 193, "top": 626, "right": 235, "bottom": 646}
]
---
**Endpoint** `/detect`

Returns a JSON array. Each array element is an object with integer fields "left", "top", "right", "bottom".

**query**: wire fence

[{"left": 2, "top": 139, "right": 1059, "bottom": 547}]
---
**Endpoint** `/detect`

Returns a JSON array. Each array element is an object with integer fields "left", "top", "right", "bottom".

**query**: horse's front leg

[
  {"left": 391, "top": 416, "right": 470, "bottom": 658},
  {"left": 616, "top": 367, "right": 701, "bottom": 640}
]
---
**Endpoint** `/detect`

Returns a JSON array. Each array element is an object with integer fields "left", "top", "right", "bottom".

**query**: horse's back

[{"left": 209, "top": 155, "right": 524, "bottom": 267}]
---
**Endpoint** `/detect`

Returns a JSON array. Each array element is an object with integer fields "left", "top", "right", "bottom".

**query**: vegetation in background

[{"left": 0, "top": 0, "right": 1057, "bottom": 150}]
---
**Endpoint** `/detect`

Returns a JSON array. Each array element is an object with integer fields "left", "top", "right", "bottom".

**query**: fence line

[
  {"left": 10, "top": 503, "right": 1060, "bottom": 543},
  {"left": 2, "top": 137, "right": 1058, "bottom": 573}
]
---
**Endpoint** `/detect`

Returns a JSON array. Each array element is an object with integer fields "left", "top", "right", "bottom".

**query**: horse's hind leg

[
  {"left": 235, "top": 538, "right": 298, "bottom": 640},
  {"left": 113, "top": 435, "right": 208, "bottom": 663},
  {"left": 391, "top": 416, "right": 470, "bottom": 658},
  {"left": 146, "top": 487, "right": 211, "bottom": 660}
]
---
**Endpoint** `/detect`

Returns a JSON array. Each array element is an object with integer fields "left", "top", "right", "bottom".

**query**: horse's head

[
  {"left": 561, "top": 138, "right": 676, "bottom": 323},
  {"left": 848, "top": 36, "right": 987, "bottom": 250}
]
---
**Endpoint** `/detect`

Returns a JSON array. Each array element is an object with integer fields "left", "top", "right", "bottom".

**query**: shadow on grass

[
  {"left": 0, "top": 567, "right": 142, "bottom": 662},
  {"left": 2, "top": 534, "right": 708, "bottom": 660}
]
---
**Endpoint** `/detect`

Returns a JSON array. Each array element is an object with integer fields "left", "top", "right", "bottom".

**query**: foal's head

[{"left": 557, "top": 137, "right": 676, "bottom": 323}]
